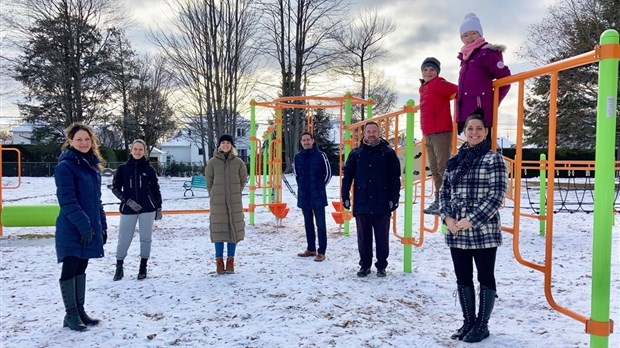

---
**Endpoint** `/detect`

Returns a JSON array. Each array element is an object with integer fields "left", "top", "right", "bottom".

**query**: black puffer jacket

[
  {"left": 111, "top": 156, "right": 162, "bottom": 214},
  {"left": 341, "top": 139, "right": 401, "bottom": 216}
]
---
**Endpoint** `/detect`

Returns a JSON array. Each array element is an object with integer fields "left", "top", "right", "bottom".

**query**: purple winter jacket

[{"left": 457, "top": 43, "right": 511, "bottom": 127}]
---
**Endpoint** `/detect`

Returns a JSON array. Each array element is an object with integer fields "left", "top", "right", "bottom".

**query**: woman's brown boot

[
  {"left": 215, "top": 257, "right": 225, "bottom": 275},
  {"left": 225, "top": 257, "right": 235, "bottom": 274}
]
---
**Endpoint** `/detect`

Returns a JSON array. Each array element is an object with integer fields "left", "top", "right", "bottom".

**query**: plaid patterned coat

[{"left": 439, "top": 150, "right": 508, "bottom": 249}]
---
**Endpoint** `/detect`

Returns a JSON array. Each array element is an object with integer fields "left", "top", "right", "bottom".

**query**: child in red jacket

[{"left": 419, "top": 57, "right": 458, "bottom": 215}]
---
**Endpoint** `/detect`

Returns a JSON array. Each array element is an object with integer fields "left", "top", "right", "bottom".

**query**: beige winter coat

[{"left": 205, "top": 150, "right": 248, "bottom": 243}]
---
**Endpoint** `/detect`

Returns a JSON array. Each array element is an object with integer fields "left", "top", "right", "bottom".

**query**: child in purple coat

[{"left": 457, "top": 13, "right": 511, "bottom": 138}]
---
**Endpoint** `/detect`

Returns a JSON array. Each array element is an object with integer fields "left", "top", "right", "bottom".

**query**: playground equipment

[
  {"left": 248, "top": 94, "right": 374, "bottom": 227},
  {"left": 0, "top": 145, "right": 22, "bottom": 236}
]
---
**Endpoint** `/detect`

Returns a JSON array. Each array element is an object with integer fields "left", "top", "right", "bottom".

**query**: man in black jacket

[{"left": 341, "top": 122, "right": 401, "bottom": 277}]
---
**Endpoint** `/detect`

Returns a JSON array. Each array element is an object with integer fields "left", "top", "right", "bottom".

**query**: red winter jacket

[{"left": 419, "top": 76, "right": 458, "bottom": 135}]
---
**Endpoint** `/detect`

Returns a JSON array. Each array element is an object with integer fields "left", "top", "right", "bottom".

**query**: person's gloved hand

[
  {"left": 102, "top": 230, "right": 107, "bottom": 245},
  {"left": 155, "top": 208, "right": 163, "bottom": 220},
  {"left": 342, "top": 197, "right": 351, "bottom": 210},
  {"left": 125, "top": 199, "right": 142, "bottom": 212},
  {"left": 80, "top": 230, "right": 93, "bottom": 245},
  {"left": 389, "top": 200, "right": 399, "bottom": 212}
]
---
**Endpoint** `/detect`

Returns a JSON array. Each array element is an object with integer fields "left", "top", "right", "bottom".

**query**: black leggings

[
  {"left": 60, "top": 256, "right": 89, "bottom": 281},
  {"left": 450, "top": 247, "right": 497, "bottom": 291}
]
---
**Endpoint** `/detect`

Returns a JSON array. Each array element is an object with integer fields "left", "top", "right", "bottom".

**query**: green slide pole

[
  {"left": 539, "top": 154, "right": 546, "bottom": 237},
  {"left": 2, "top": 204, "right": 60, "bottom": 227},
  {"left": 403, "top": 100, "right": 415, "bottom": 273},
  {"left": 590, "top": 29, "right": 618, "bottom": 348},
  {"left": 366, "top": 97, "right": 373, "bottom": 120}
]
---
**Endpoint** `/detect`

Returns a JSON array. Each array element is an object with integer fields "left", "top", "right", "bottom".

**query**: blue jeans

[
  {"left": 302, "top": 206, "right": 327, "bottom": 255},
  {"left": 214, "top": 242, "right": 236, "bottom": 258}
]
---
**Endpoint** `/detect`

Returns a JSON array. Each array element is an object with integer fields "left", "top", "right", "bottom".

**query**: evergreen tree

[
  {"left": 521, "top": 0, "right": 619, "bottom": 149},
  {"left": 13, "top": 1, "right": 122, "bottom": 143},
  {"left": 308, "top": 108, "right": 338, "bottom": 173}
]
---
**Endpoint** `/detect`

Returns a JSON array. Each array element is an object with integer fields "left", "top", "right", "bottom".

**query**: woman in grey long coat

[{"left": 205, "top": 134, "right": 248, "bottom": 275}]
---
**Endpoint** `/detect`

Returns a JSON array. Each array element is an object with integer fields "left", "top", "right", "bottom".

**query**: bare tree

[
  {"left": 123, "top": 55, "right": 177, "bottom": 150},
  {"left": 151, "top": 0, "right": 258, "bottom": 163},
  {"left": 258, "top": 0, "right": 347, "bottom": 173},
  {"left": 333, "top": 8, "right": 395, "bottom": 120}
]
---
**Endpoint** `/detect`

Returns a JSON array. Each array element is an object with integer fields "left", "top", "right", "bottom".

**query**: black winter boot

[
  {"left": 463, "top": 285, "right": 496, "bottom": 343},
  {"left": 451, "top": 285, "right": 476, "bottom": 340},
  {"left": 75, "top": 274, "right": 100, "bottom": 326},
  {"left": 137, "top": 258, "right": 148, "bottom": 280},
  {"left": 113, "top": 260, "right": 124, "bottom": 281},
  {"left": 59, "top": 278, "right": 87, "bottom": 331}
]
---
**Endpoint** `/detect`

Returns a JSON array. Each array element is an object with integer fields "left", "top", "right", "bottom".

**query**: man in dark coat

[
  {"left": 294, "top": 132, "right": 331, "bottom": 262},
  {"left": 341, "top": 122, "right": 401, "bottom": 277}
]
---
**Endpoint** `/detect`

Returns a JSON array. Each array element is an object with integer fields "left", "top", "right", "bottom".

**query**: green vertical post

[
  {"left": 249, "top": 100, "right": 257, "bottom": 225},
  {"left": 539, "top": 154, "right": 546, "bottom": 237},
  {"left": 403, "top": 100, "right": 415, "bottom": 273},
  {"left": 343, "top": 93, "right": 353, "bottom": 237},
  {"left": 366, "top": 97, "right": 373, "bottom": 120},
  {"left": 590, "top": 29, "right": 618, "bottom": 348}
]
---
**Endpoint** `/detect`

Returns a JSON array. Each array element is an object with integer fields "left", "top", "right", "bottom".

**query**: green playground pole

[
  {"left": 249, "top": 100, "right": 257, "bottom": 225},
  {"left": 590, "top": 29, "right": 618, "bottom": 348},
  {"left": 403, "top": 100, "right": 415, "bottom": 273},
  {"left": 343, "top": 92, "right": 353, "bottom": 237},
  {"left": 1, "top": 204, "right": 60, "bottom": 226},
  {"left": 539, "top": 154, "right": 547, "bottom": 237},
  {"left": 366, "top": 98, "right": 373, "bottom": 120}
]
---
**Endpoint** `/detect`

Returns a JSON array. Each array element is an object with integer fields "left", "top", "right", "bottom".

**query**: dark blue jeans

[
  {"left": 450, "top": 247, "right": 498, "bottom": 291},
  {"left": 302, "top": 206, "right": 327, "bottom": 255},
  {"left": 214, "top": 242, "right": 236, "bottom": 258},
  {"left": 355, "top": 214, "right": 391, "bottom": 269}
]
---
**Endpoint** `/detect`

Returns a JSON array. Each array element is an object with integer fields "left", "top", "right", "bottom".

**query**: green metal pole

[
  {"left": 343, "top": 93, "right": 353, "bottom": 237},
  {"left": 590, "top": 29, "right": 618, "bottom": 348},
  {"left": 539, "top": 154, "right": 547, "bottom": 237},
  {"left": 366, "top": 97, "right": 373, "bottom": 120},
  {"left": 249, "top": 100, "right": 257, "bottom": 225},
  {"left": 403, "top": 99, "right": 415, "bottom": 273}
]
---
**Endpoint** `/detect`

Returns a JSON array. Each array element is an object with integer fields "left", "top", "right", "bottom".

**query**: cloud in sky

[{"left": 2, "top": 0, "right": 564, "bottom": 141}]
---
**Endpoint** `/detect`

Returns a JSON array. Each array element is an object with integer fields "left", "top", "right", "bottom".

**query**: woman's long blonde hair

[{"left": 62, "top": 123, "right": 106, "bottom": 169}]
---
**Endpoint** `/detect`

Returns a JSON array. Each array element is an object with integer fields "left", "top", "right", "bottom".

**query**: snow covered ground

[{"left": 1, "top": 175, "right": 619, "bottom": 347}]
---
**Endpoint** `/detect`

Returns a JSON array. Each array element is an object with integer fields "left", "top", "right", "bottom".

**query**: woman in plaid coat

[{"left": 439, "top": 109, "right": 508, "bottom": 343}]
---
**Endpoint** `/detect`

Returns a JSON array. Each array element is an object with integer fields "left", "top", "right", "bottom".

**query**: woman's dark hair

[{"left": 464, "top": 108, "right": 487, "bottom": 129}]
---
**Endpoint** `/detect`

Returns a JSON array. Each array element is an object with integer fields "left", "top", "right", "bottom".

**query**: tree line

[{"left": 1, "top": 0, "right": 617, "bottom": 172}]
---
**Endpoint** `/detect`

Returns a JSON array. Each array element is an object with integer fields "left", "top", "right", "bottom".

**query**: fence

[{"left": 1, "top": 161, "right": 215, "bottom": 177}]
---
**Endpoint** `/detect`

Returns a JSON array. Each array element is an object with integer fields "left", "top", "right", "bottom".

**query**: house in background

[
  {"left": 159, "top": 123, "right": 250, "bottom": 165},
  {"left": 10, "top": 123, "right": 34, "bottom": 144},
  {"left": 159, "top": 132, "right": 204, "bottom": 164}
]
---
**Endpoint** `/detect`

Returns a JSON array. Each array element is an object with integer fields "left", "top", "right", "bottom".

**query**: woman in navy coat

[{"left": 55, "top": 123, "right": 107, "bottom": 331}]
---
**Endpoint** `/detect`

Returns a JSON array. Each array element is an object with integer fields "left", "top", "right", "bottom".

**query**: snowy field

[{"left": 1, "top": 175, "right": 619, "bottom": 347}]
